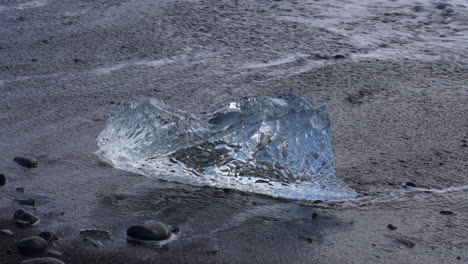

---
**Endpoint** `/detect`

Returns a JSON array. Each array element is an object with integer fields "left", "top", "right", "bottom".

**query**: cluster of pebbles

[{"left": 1, "top": 157, "right": 179, "bottom": 264}]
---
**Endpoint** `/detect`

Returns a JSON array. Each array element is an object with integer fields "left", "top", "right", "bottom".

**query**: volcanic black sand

[{"left": 1, "top": 0, "right": 468, "bottom": 263}]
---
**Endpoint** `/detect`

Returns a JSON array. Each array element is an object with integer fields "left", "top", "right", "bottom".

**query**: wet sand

[{"left": 1, "top": 0, "right": 468, "bottom": 263}]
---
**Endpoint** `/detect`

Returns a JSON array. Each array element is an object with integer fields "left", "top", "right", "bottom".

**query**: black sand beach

[{"left": 1, "top": 0, "right": 468, "bottom": 263}]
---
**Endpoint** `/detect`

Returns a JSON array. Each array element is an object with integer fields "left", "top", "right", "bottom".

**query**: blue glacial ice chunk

[{"left": 96, "top": 93, "right": 356, "bottom": 200}]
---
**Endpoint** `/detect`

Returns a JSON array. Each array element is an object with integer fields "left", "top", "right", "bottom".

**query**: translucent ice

[{"left": 96, "top": 93, "right": 356, "bottom": 200}]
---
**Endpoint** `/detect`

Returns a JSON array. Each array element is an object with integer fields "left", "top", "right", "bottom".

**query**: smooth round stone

[
  {"left": 38, "top": 231, "right": 58, "bottom": 243},
  {"left": 20, "top": 257, "right": 65, "bottom": 264},
  {"left": 17, "top": 236, "right": 47, "bottom": 255},
  {"left": 404, "top": 182, "right": 417, "bottom": 188},
  {"left": 126, "top": 223, "right": 171, "bottom": 242},
  {"left": 0, "top": 174, "right": 6, "bottom": 186},
  {"left": 14, "top": 209, "right": 40, "bottom": 226},
  {"left": 14, "top": 156, "right": 38, "bottom": 168}
]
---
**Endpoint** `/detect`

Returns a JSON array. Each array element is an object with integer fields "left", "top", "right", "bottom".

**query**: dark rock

[
  {"left": 16, "top": 187, "right": 25, "bottom": 192},
  {"left": 19, "top": 257, "right": 65, "bottom": 264},
  {"left": 255, "top": 179, "right": 269, "bottom": 184},
  {"left": 435, "top": 2, "right": 450, "bottom": 9},
  {"left": 171, "top": 227, "right": 180, "bottom": 234},
  {"left": 0, "top": 229, "right": 14, "bottom": 237},
  {"left": 14, "top": 209, "right": 40, "bottom": 226},
  {"left": 313, "top": 53, "right": 331, "bottom": 60},
  {"left": 38, "top": 231, "right": 58, "bottom": 243},
  {"left": 126, "top": 223, "right": 171, "bottom": 241},
  {"left": 443, "top": 8, "right": 455, "bottom": 15},
  {"left": 396, "top": 238, "right": 415, "bottom": 248},
  {"left": 404, "top": 182, "right": 417, "bottom": 188},
  {"left": 298, "top": 235, "right": 314, "bottom": 243},
  {"left": 213, "top": 189, "right": 225, "bottom": 197},
  {"left": 6, "top": 248, "right": 12, "bottom": 254},
  {"left": 439, "top": 210, "right": 456, "bottom": 215},
  {"left": 14, "top": 157, "right": 38, "bottom": 168},
  {"left": 17, "top": 236, "right": 48, "bottom": 255},
  {"left": 387, "top": 224, "right": 397, "bottom": 230},
  {"left": 17, "top": 199, "right": 36, "bottom": 206},
  {"left": 412, "top": 6, "right": 424, "bottom": 12},
  {"left": 346, "top": 95, "right": 362, "bottom": 105},
  {"left": 333, "top": 54, "right": 346, "bottom": 59},
  {"left": 0, "top": 174, "right": 6, "bottom": 186},
  {"left": 83, "top": 237, "right": 102, "bottom": 248},
  {"left": 311, "top": 212, "right": 319, "bottom": 220},
  {"left": 206, "top": 245, "right": 220, "bottom": 254}
]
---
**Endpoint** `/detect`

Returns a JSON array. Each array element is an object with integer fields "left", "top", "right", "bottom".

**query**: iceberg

[{"left": 96, "top": 93, "right": 356, "bottom": 200}]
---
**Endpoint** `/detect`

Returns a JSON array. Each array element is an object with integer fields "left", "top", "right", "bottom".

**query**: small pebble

[
  {"left": 17, "top": 199, "right": 37, "bottom": 206},
  {"left": 17, "top": 187, "right": 26, "bottom": 192},
  {"left": 255, "top": 179, "right": 269, "bottom": 184},
  {"left": 413, "top": 6, "right": 424, "bottom": 12},
  {"left": 83, "top": 237, "right": 102, "bottom": 248},
  {"left": 14, "top": 209, "right": 40, "bottom": 226},
  {"left": 333, "top": 54, "right": 346, "bottom": 59},
  {"left": 313, "top": 53, "right": 331, "bottom": 60},
  {"left": 171, "top": 227, "right": 180, "bottom": 234},
  {"left": 0, "top": 229, "right": 14, "bottom": 237},
  {"left": 443, "top": 8, "right": 455, "bottom": 15},
  {"left": 79, "top": 228, "right": 112, "bottom": 238},
  {"left": 404, "top": 182, "right": 417, "bottom": 188},
  {"left": 206, "top": 245, "right": 220, "bottom": 254},
  {"left": 435, "top": 2, "right": 449, "bottom": 9},
  {"left": 19, "top": 257, "right": 65, "bottom": 264},
  {"left": 0, "top": 174, "right": 6, "bottom": 186},
  {"left": 387, "top": 224, "right": 397, "bottom": 230},
  {"left": 14, "top": 156, "right": 38, "bottom": 168},
  {"left": 126, "top": 223, "right": 171, "bottom": 242},
  {"left": 298, "top": 235, "right": 314, "bottom": 243},
  {"left": 311, "top": 212, "right": 319, "bottom": 220},
  {"left": 396, "top": 238, "right": 415, "bottom": 248},
  {"left": 17, "top": 236, "right": 48, "bottom": 255},
  {"left": 439, "top": 210, "right": 456, "bottom": 215},
  {"left": 38, "top": 231, "right": 58, "bottom": 243}
]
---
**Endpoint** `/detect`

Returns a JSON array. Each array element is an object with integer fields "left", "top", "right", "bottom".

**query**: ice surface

[{"left": 96, "top": 94, "right": 356, "bottom": 200}]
